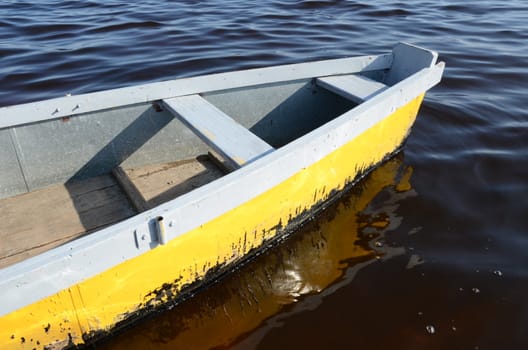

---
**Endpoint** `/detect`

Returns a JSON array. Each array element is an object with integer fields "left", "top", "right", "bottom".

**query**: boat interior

[{"left": 0, "top": 70, "right": 390, "bottom": 268}]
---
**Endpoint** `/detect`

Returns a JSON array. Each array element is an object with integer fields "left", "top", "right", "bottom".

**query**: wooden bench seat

[
  {"left": 316, "top": 74, "right": 388, "bottom": 104},
  {"left": 163, "top": 94, "right": 274, "bottom": 171}
]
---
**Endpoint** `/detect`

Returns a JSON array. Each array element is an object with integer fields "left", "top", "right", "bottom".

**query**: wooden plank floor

[
  {"left": 0, "top": 155, "right": 225, "bottom": 269},
  {"left": 0, "top": 175, "right": 136, "bottom": 268},
  {"left": 118, "top": 155, "right": 225, "bottom": 209}
]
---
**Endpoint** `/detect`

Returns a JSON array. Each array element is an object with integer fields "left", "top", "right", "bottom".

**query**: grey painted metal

[
  {"left": 0, "top": 45, "right": 422, "bottom": 198},
  {"left": 0, "top": 105, "right": 209, "bottom": 198},
  {"left": 163, "top": 95, "right": 274, "bottom": 168},
  {"left": 156, "top": 216, "right": 167, "bottom": 245},
  {"left": 0, "top": 56, "right": 445, "bottom": 317},
  {"left": 385, "top": 42, "right": 438, "bottom": 85},
  {"left": 0, "top": 80, "right": 348, "bottom": 199},
  {"left": 0, "top": 129, "right": 28, "bottom": 198},
  {"left": 0, "top": 54, "right": 393, "bottom": 129},
  {"left": 316, "top": 74, "right": 388, "bottom": 104},
  {"left": 204, "top": 80, "right": 355, "bottom": 148}
]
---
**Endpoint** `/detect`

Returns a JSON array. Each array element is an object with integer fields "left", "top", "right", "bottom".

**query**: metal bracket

[{"left": 134, "top": 228, "right": 154, "bottom": 250}]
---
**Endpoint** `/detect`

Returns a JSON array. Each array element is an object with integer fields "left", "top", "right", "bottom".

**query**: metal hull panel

[{"left": 0, "top": 95, "right": 424, "bottom": 349}]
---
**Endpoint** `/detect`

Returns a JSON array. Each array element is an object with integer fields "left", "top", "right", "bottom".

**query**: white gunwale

[
  {"left": 0, "top": 54, "right": 392, "bottom": 129},
  {"left": 0, "top": 60, "right": 444, "bottom": 317}
]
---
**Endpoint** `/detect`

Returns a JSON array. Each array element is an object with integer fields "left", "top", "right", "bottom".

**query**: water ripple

[{"left": 1, "top": 0, "right": 528, "bottom": 348}]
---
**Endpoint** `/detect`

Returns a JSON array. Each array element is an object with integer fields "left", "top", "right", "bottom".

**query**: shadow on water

[{"left": 98, "top": 154, "right": 415, "bottom": 350}]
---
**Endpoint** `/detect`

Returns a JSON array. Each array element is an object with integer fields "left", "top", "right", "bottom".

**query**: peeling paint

[{"left": 78, "top": 153, "right": 391, "bottom": 347}]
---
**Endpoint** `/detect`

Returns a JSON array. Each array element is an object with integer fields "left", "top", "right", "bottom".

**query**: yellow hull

[
  {"left": 101, "top": 155, "right": 413, "bottom": 350},
  {"left": 0, "top": 95, "right": 423, "bottom": 349}
]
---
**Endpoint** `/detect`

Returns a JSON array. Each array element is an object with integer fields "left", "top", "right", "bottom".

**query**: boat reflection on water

[{"left": 100, "top": 154, "right": 416, "bottom": 349}]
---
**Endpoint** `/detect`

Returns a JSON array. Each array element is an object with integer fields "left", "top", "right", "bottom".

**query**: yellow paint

[
  {"left": 0, "top": 95, "right": 423, "bottom": 349},
  {"left": 98, "top": 157, "right": 412, "bottom": 350}
]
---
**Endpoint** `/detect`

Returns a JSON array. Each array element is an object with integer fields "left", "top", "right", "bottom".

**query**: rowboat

[{"left": 0, "top": 42, "right": 443, "bottom": 349}]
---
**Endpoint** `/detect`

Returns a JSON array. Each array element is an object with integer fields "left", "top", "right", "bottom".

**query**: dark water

[{"left": 2, "top": 0, "right": 528, "bottom": 349}]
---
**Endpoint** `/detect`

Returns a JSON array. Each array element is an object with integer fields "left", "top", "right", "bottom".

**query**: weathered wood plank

[
  {"left": 122, "top": 156, "right": 224, "bottom": 208},
  {"left": 113, "top": 166, "right": 150, "bottom": 212},
  {"left": 0, "top": 175, "right": 135, "bottom": 268},
  {"left": 0, "top": 157, "right": 225, "bottom": 268},
  {"left": 163, "top": 94, "right": 274, "bottom": 169},
  {"left": 207, "top": 150, "right": 235, "bottom": 173},
  {"left": 316, "top": 74, "right": 388, "bottom": 104}
]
